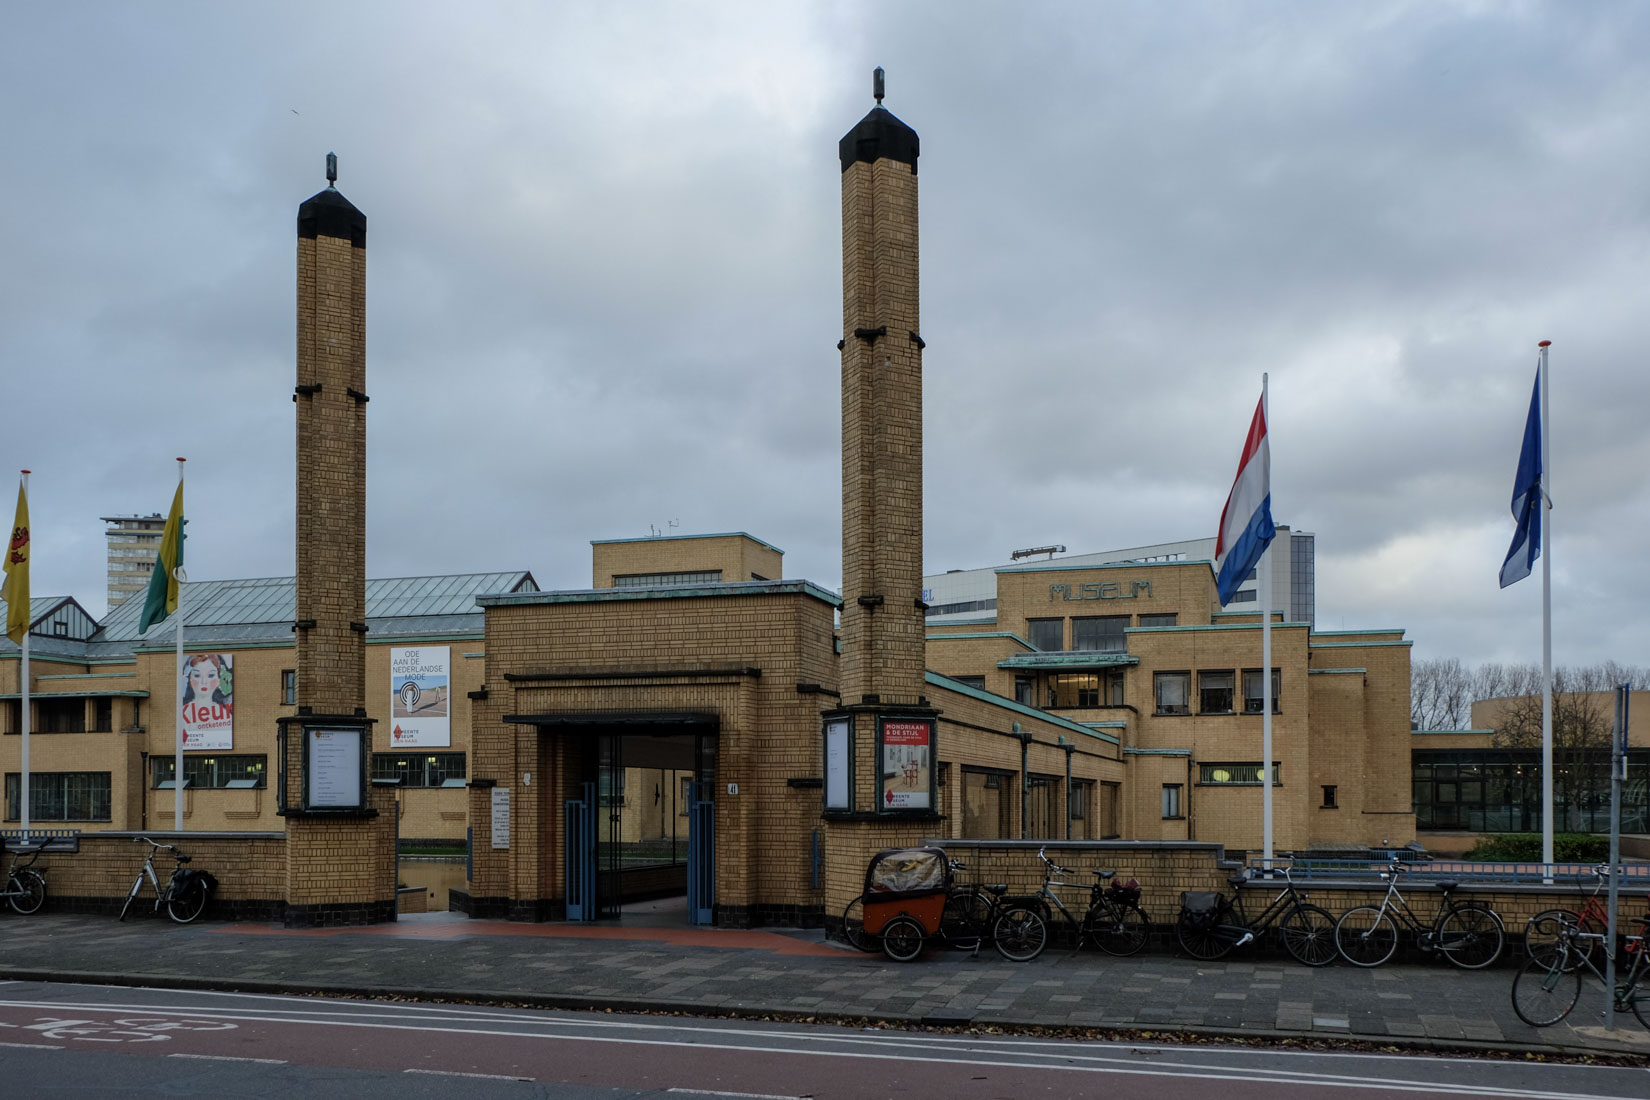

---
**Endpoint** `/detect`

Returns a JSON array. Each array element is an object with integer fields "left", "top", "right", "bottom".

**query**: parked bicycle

[
  {"left": 1510, "top": 910, "right": 1650, "bottom": 1028},
  {"left": 989, "top": 848, "right": 1153, "bottom": 963},
  {"left": 1334, "top": 863, "right": 1504, "bottom": 969},
  {"left": 933, "top": 858, "right": 1014, "bottom": 954},
  {"left": 1524, "top": 864, "right": 1617, "bottom": 970},
  {"left": 1173, "top": 862, "right": 1338, "bottom": 966},
  {"left": 2, "top": 842, "right": 47, "bottom": 915},
  {"left": 119, "top": 837, "right": 216, "bottom": 924}
]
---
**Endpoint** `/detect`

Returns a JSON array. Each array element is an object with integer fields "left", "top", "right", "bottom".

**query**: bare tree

[
  {"left": 1489, "top": 667, "right": 1613, "bottom": 825},
  {"left": 1411, "top": 657, "right": 1473, "bottom": 730}
]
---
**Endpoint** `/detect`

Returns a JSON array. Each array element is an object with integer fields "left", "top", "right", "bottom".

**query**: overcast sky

[{"left": 4, "top": 1, "right": 1647, "bottom": 671}]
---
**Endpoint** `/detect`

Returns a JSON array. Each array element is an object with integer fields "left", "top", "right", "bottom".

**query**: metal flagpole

[
  {"left": 1261, "top": 373, "right": 1273, "bottom": 870},
  {"left": 18, "top": 470, "right": 30, "bottom": 843},
  {"left": 1538, "top": 341, "right": 1553, "bottom": 876},
  {"left": 1603, "top": 684, "right": 1629, "bottom": 1030},
  {"left": 173, "top": 457, "right": 185, "bottom": 832}
]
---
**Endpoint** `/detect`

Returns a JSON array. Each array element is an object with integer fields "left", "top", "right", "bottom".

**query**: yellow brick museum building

[{"left": 0, "top": 75, "right": 1415, "bottom": 928}]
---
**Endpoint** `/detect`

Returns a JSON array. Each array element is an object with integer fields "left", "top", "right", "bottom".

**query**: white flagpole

[
  {"left": 173, "top": 457, "right": 186, "bottom": 832},
  {"left": 1538, "top": 341, "right": 1553, "bottom": 875},
  {"left": 19, "top": 470, "right": 30, "bottom": 843},
  {"left": 1262, "top": 373, "right": 1274, "bottom": 870}
]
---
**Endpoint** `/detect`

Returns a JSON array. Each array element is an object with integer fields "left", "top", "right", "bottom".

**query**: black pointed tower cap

[
  {"left": 297, "top": 153, "right": 366, "bottom": 247},
  {"left": 839, "top": 67, "right": 918, "bottom": 174}
]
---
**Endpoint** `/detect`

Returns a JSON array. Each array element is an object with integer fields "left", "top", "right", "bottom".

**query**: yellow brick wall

[{"left": 591, "top": 534, "right": 783, "bottom": 588}]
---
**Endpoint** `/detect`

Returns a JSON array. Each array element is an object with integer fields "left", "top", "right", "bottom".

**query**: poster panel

[
  {"left": 824, "top": 719, "right": 851, "bottom": 811},
  {"left": 179, "top": 652, "right": 234, "bottom": 750},
  {"left": 308, "top": 728, "right": 363, "bottom": 809},
  {"left": 390, "top": 645, "right": 451, "bottom": 748},
  {"left": 880, "top": 719, "right": 933, "bottom": 811}
]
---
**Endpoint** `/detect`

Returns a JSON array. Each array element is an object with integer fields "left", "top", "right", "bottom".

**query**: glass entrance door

[{"left": 596, "top": 732, "right": 624, "bottom": 920}]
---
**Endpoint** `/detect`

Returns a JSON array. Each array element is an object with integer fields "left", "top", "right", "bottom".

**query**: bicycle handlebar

[
  {"left": 132, "top": 836, "right": 178, "bottom": 853},
  {"left": 1035, "top": 847, "right": 1076, "bottom": 876}
]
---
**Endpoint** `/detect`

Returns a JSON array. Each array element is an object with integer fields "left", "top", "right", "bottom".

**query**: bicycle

[
  {"left": 1334, "top": 863, "right": 1504, "bottom": 969},
  {"left": 119, "top": 837, "right": 216, "bottom": 923},
  {"left": 1510, "top": 910, "right": 1650, "bottom": 1028},
  {"left": 1524, "top": 864, "right": 1619, "bottom": 970},
  {"left": 1172, "top": 862, "right": 1338, "bottom": 967},
  {"left": 934, "top": 858, "right": 1014, "bottom": 954},
  {"left": 989, "top": 848, "right": 1153, "bottom": 963},
  {"left": 2, "top": 842, "right": 47, "bottom": 915}
]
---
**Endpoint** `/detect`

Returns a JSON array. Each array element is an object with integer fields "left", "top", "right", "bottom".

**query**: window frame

[
  {"left": 1241, "top": 668, "right": 1283, "bottom": 714},
  {"left": 370, "top": 751, "right": 468, "bottom": 789},
  {"left": 1071, "top": 615, "right": 1128, "bottom": 653},
  {"left": 1026, "top": 618, "right": 1064, "bottom": 652},
  {"left": 5, "top": 771, "right": 113, "bottom": 821},
  {"left": 1161, "top": 783, "right": 1183, "bottom": 820},
  {"left": 281, "top": 669, "right": 297, "bottom": 706},
  {"left": 1198, "top": 669, "right": 1236, "bottom": 715},
  {"left": 1321, "top": 784, "right": 1338, "bottom": 809},
  {"left": 152, "top": 754, "right": 269, "bottom": 790},
  {"left": 1153, "top": 671, "right": 1191, "bottom": 715},
  {"left": 1197, "top": 761, "right": 1282, "bottom": 787}
]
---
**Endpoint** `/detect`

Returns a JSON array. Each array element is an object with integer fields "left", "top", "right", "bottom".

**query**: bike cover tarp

[{"left": 863, "top": 847, "right": 950, "bottom": 898}]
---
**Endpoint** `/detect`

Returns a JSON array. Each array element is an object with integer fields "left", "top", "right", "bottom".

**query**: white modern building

[{"left": 923, "top": 527, "right": 1316, "bottom": 630}]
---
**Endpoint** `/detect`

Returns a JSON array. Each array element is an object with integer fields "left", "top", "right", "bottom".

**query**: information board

[
  {"left": 491, "top": 787, "right": 511, "bottom": 849},
  {"left": 307, "top": 728, "right": 363, "bottom": 809},
  {"left": 824, "top": 719, "right": 851, "bottom": 810}
]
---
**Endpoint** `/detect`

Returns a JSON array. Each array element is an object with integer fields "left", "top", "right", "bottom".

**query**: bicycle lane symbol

[{"left": 0, "top": 1016, "right": 239, "bottom": 1043}]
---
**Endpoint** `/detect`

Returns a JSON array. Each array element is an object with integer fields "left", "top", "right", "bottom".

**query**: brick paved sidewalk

[{"left": 2, "top": 912, "right": 1646, "bottom": 1058}]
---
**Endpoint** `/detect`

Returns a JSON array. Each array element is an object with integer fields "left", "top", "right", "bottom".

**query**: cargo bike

[{"left": 839, "top": 847, "right": 961, "bottom": 962}]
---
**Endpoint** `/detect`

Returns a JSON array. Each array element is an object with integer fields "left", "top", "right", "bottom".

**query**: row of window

[
  {"left": 1025, "top": 614, "right": 1178, "bottom": 653},
  {"left": 4, "top": 772, "right": 112, "bottom": 821},
  {"left": 372, "top": 752, "right": 468, "bottom": 788},
  {"left": 612, "top": 570, "right": 723, "bottom": 588},
  {"left": 152, "top": 755, "right": 267, "bottom": 789},
  {"left": 960, "top": 766, "right": 1121, "bottom": 840},
  {"left": 1153, "top": 669, "right": 1281, "bottom": 716}
]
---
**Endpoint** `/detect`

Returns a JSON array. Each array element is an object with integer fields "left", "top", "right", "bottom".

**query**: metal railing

[{"left": 1246, "top": 858, "right": 1650, "bottom": 886}]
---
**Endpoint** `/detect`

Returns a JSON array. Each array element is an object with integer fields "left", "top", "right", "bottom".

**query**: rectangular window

[
  {"left": 93, "top": 697, "right": 113, "bottom": 732},
  {"left": 1161, "top": 783, "right": 1183, "bottom": 819},
  {"left": 1027, "top": 774, "right": 1061, "bottom": 839},
  {"left": 370, "top": 752, "right": 468, "bottom": 788},
  {"left": 1100, "top": 781, "right": 1121, "bottom": 838},
  {"left": 1154, "top": 671, "right": 1190, "bottom": 715},
  {"left": 962, "top": 767, "right": 1016, "bottom": 839},
  {"left": 1198, "top": 762, "right": 1282, "bottom": 786},
  {"left": 1137, "top": 613, "right": 1177, "bottom": 627},
  {"left": 1227, "top": 589, "right": 1257, "bottom": 604},
  {"left": 1069, "top": 779, "right": 1089, "bottom": 820},
  {"left": 680, "top": 776, "right": 693, "bottom": 815},
  {"left": 1321, "top": 784, "right": 1338, "bottom": 809},
  {"left": 281, "top": 669, "right": 297, "bottom": 706},
  {"left": 5, "top": 772, "right": 112, "bottom": 821},
  {"left": 38, "top": 698, "right": 86, "bottom": 733},
  {"left": 951, "top": 675, "right": 987, "bottom": 691},
  {"left": 1198, "top": 670, "right": 1235, "bottom": 714},
  {"left": 152, "top": 755, "right": 268, "bottom": 789},
  {"left": 1242, "top": 668, "right": 1283, "bottom": 714},
  {"left": 1027, "top": 618, "right": 1064, "bottom": 652},
  {"left": 1014, "top": 676, "right": 1034, "bottom": 706},
  {"left": 1071, "top": 615, "right": 1128, "bottom": 653},
  {"left": 612, "top": 570, "right": 722, "bottom": 588}
]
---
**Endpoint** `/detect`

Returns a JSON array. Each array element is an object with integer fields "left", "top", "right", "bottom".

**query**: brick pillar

[
  {"left": 278, "top": 157, "right": 395, "bottom": 926},
  {"left": 823, "top": 73, "right": 941, "bottom": 930}
]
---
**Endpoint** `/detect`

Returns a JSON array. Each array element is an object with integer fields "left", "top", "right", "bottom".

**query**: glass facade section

[
  {"left": 1027, "top": 618, "right": 1064, "bottom": 651},
  {"left": 1412, "top": 749, "right": 1649, "bottom": 833},
  {"left": 5, "top": 772, "right": 112, "bottom": 821},
  {"left": 1071, "top": 615, "right": 1128, "bottom": 653},
  {"left": 1290, "top": 533, "right": 1316, "bottom": 626}
]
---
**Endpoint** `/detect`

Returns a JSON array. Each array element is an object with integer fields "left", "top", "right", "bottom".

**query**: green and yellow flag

[
  {"left": 1, "top": 478, "right": 28, "bottom": 644},
  {"left": 138, "top": 480, "right": 185, "bottom": 633}
]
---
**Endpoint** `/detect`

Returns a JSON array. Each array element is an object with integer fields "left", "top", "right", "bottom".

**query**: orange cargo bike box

[{"left": 859, "top": 847, "right": 952, "bottom": 936}]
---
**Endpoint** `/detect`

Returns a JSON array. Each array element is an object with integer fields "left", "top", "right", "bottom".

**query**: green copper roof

[
  {"left": 997, "top": 652, "right": 1140, "bottom": 671},
  {"left": 925, "top": 671, "right": 1118, "bottom": 745},
  {"left": 589, "top": 532, "right": 784, "bottom": 554}
]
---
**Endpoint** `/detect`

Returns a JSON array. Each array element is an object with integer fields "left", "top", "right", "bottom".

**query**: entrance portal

[{"left": 561, "top": 725, "right": 716, "bottom": 924}]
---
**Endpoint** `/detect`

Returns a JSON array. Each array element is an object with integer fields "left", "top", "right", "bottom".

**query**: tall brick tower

[
  {"left": 278, "top": 155, "right": 396, "bottom": 926},
  {"left": 823, "top": 71, "right": 940, "bottom": 924}
]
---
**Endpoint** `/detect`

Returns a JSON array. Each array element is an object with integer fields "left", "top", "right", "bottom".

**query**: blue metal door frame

[
  {"left": 686, "top": 781, "right": 715, "bottom": 926},
  {"left": 564, "top": 781, "right": 597, "bottom": 922}
]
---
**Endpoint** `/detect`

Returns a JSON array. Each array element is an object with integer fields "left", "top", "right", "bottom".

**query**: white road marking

[
  {"left": 667, "top": 1089, "right": 808, "bottom": 1099},
  {"left": 405, "top": 1068, "right": 534, "bottom": 1080},
  {"left": 0, "top": 990, "right": 1634, "bottom": 1099},
  {"left": 0, "top": 1040, "right": 64, "bottom": 1050},
  {"left": 169, "top": 1053, "right": 287, "bottom": 1064}
]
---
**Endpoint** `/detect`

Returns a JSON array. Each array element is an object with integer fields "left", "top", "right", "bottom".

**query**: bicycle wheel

[
  {"left": 8, "top": 870, "right": 46, "bottom": 915},
  {"left": 841, "top": 896, "right": 876, "bottom": 952},
  {"left": 118, "top": 877, "right": 143, "bottom": 922},
  {"left": 940, "top": 889, "right": 991, "bottom": 950},
  {"left": 1086, "top": 902, "right": 1149, "bottom": 957},
  {"left": 1335, "top": 906, "right": 1398, "bottom": 967},
  {"left": 992, "top": 905, "right": 1048, "bottom": 962},
  {"left": 1630, "top": 971, "right": 1650, "bottom": 1030},
  {"left": 881, "top": 916, "right": 925, "bottom": 963},
  {"left": 1279, "top": 903, "right": 1338, "bottom": 967},
  {"left": 167, "top": 878, "right": 209, "bottom": 924},
  {"left": 1525, "top": 909, "right": 1596, "bottom": 971},
  {"left": 1175, "top": 915, "right": 1237, "bottom": 961},
  {"left": 1436, "top": 905, "right": 1504, "bottom": 970},
  {"left": 1511, "top": 955, "right": 1581, "bottom": 1027}
]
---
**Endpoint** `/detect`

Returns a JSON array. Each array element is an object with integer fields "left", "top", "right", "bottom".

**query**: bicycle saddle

[
  {"left": 1228, "top": 874, "right": 1249, "bottom": 887},
  {"left": 985, "top": 883, "right": 1008, "bottom": 895},
  {"left": 1433, "top": 879, "right": 1458, "bottom": 892},
  {"left": 1092, "top": 870, "right": 1115, "bottom": 880},
  {"left": 177, "top": 855, "right": 192, "bottom": 864}
]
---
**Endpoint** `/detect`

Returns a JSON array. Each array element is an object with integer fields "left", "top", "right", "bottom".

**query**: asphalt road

[{"left": 0, "top": 981, "right": 1646, "bottom": 1099}]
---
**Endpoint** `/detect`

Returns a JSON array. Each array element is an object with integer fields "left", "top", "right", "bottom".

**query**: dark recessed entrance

[{"left": 531, "top": 713, "right": 717, "bottom": 924}]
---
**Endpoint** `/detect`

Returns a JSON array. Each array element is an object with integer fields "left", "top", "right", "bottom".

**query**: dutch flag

[{"left": 1214, "top": 395, "right": 1276, "bottom": 606}]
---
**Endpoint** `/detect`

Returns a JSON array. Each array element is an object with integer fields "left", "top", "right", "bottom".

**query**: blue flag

[{"left": 1498, "top": 368, "right": 1542, "bottom": 588}]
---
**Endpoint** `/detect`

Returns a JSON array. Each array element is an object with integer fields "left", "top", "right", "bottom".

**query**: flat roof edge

[
  {"left": 481, "top": 579, "right": 840, "bottom": 609},
  {"left": 589, "top": 532, "right": 784, "bottom": 554}
]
